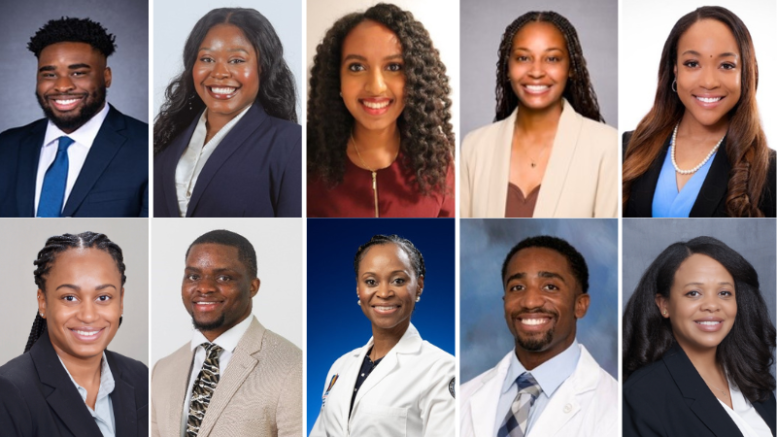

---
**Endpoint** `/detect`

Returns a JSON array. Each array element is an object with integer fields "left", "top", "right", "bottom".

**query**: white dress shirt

[
  {"left": 57, "top": 352, "right": 116, "bottom": 437},
  {"left": 174, "top": 105, "right": 251, "bottom": 216},
  {"left": 35, "top": 103, "right": 110, "bottom": 215},
  {"left": 718, "top": 380, "right": 772, "bottom": 437},
  {"left": 179, "top": 314, "right": 254, "bottom": 437}
]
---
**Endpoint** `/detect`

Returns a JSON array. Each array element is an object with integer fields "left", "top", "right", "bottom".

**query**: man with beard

[
  {"left": 0, "top": 17, "right": 147, "bottom": 217},
  {"left": 151, "top": 230, "right": 301, "bottom": 437},
  {"left": 460, "top": 236, "right": 617, "bottom": 437}
]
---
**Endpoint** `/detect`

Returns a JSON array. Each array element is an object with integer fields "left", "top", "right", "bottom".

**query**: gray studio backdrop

[
  {"left": 0, "top": 0, "right": 149, "bottom": 133},
  {"left": 154, "top": 0, "right": 303, "bottom": 121},
  {"left": 459, "top": 0, "right": 617, "bottom": 138},
  {"left": 461, "top": 219, "right": 618, "bottom": 383},
  {"left": 0, "top": 219, "right": 149, "bottom": 366}
]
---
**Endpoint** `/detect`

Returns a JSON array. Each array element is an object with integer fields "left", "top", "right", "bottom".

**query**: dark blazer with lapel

[
  {"left": 623, "top": 344, "right": 776, "bottom": 437},
  {"left": 623, "top": 131, "right": 777, "bottom": 217},
  {"left": 0, "top": 105, "right": 148, "bottom": 217},
  {"left": 154, "top": 101, "right": 301, "bottom": 217},
  {"left": 0, "top": 331, "right": 148, "bottom": 437}
]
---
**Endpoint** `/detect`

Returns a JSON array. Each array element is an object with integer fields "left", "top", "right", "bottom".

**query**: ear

[
  {"left": 673, "top": 64, "right": 677, "bottom": 77},
  {"left": 37, "top": 289, "right": 46, "bottom": 318},
  {"left": 574, "top": 292, "right": 590, "bottom": 319},
  {"left": 104, "top": 66, "right": 112, "bottom": 88},
  {"left": 250, "top": 278, "right": 261, "bottom": 298},
  {"left": 120, "top": 287, "right": 125, "bottom": 313},
  {"left": 655, "top": 294, "right": 669, "bottom": 318},
  {"left": 416, "top": 275, "right": 425, "bottom": 300}
]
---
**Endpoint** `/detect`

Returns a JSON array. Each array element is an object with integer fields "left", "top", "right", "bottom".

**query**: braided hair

[
  {"left": 495, "top": 11, "right": 603, "bottom": 123},
  {"left": 353, "top": 234, "right": 425, "bottom": 280},
  {"left": 25, "top": 231, "right": 126, "bottom": 353}
]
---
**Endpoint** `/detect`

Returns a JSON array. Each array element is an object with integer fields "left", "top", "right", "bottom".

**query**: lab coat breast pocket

[{"left": 351, "top": 402, "right": 409, "bottom": 436}]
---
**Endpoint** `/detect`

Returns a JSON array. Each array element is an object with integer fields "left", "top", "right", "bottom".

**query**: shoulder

[
  {"left": 0, "top": 352, "right": 36, "bottom": 383},
  {"left": 108, "top": 106, "right": 149, "bottom": 136},
  {"left": 106, "top": 349, "right": 148, "bottom": 379},
  {"left": 623, "top": 358, "right": 671, "bottom": 399},
  {"left": 0, "top": 119, "right": 46, "bottom": 144},
  {"left": 461, "top": 359, "right": 502, "bottom": 401},
  {"left": 462, "top": 119, "right": 506, "bottom": 156},
  {"left": 260, "top": 329, "right": 302, "bottom": 363},
  {"left": 265, "top": 115, "right": 301, "bottom": 139},
  {"left": 418, "top": 340, "right": 455, "bottom": 368},
  {"left": 152, "top": 342, "right": 192, "bottom": 374},
  {"left": 575, "top": 115, "right": 618, "bottom": 154}
]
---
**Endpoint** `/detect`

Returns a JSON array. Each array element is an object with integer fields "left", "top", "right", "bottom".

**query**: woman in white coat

[{"left": 309, "top": 235, "right": 455, "bottom": 437}]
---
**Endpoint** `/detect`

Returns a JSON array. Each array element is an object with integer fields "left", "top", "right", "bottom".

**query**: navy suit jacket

[
  {"left": 0, "top": 105, "right": 148, "bottom": 217},
  {"left": 0, "top": 331, "right": 149, "bottom": 437},
  {"left": 154, "top": 101, "right": 301, "bottom": 217}
]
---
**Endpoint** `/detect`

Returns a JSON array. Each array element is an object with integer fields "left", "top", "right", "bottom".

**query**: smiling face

[
  {"left": 503, "top": 247, "right": 589, "bottom": 368},
  {"left": 674, "top": 19, "right": 741, "bottom": 130},
  {"left": 182, "top": 243, "right": 259, "bottom": 341},
  {"left": 340, "top": 20, "right": 406, "bottom": 133},
  {"left": 37, "top": 248, "right": 123, "bottom": 361},
  {"left": 356, "top": 243, "right": 423, "bottom": 334},
  {"left": 656, "top": 254, "right": 737, "bottom": 355},
  {"left": 508, "top": 22, "right": 570, "bottom": 113},
  {"left": 36, "top": 42, "right": 111, "bottom": 133},
  {"left": 193, "top": 24, "right": 260, "bottom": 124}
]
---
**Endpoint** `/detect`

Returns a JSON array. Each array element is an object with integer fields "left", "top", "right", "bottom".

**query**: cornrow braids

[
  {"left": 25, "top": 231, "right": 126, "bottom": 353},
  {"left": 28, "top": 17, "right": 116, "bottom": 58},
  {"left": 353, "top": 234, "right": 426, "bottom": 280},
  {"left": 495, "top": 11, "right": 603, "bottom": 123}
]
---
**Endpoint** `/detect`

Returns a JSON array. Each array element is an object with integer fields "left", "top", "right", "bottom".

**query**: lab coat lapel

[
  {"left": 16, "top": 120, "right": 46, "bottom": 216},
  {"left": 106, "top": 351, "right": 138, "bottom": 437},
  {"left": 534, "top": 99, "right": 581, "bottom": 217},
  {"left": 469, "top": 352, "right": 512, "bottom": 437},
  {"left": 198, "top": 318, "right": 264, "bottom": 437}
]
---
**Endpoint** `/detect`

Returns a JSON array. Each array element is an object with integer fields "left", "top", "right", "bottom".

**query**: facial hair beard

[
  {"left": 192, "top": 313, "right": 226, "bottom": 332},
  {"left": 36, "top": 85, "right": 106, "bottom": 132},
  {"left": 515, "top": 326, "right": 555, "bottom": 351}
]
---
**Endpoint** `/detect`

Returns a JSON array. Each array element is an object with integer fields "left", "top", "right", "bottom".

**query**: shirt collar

[
  {"left": 502, "top": 339, "right": 581, "bottom": 398},
  {"left": 43, "top": 103, "right": 111, "bottom": 149},
  {"left": 57, "top": 351, "right": 116, "bottom": 403},
  {"left": 190, "top": 314, "right": 254, "bottom": 353}
]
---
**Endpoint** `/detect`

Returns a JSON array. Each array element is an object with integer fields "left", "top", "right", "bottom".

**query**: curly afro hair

[
  {"left": 307, "top": 3, "right": 454, "bottom": 195},
  {"left": 28, "top": 17, "right": 116, "bottom": 58}
]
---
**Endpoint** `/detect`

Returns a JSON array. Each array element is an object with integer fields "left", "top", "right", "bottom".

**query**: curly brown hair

[{"left": 307, "top": 3, "right": 454, "bottom": 195}]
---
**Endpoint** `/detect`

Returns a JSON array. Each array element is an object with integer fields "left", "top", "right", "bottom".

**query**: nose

[
  {"left": 78, "top": 300, "right": 99, "bottom": 323},
  {"left": 699, "top": 294, "right": 720, "bottom": 312},
  {"left": 520, "top": 285, "right": 545, "bottom": 309},
  {"left": 527, "top": 59, "right": 545, "bottom": 79},
  {"left": 211, "top": 61, "right": 231, "bottom": 79},
  {"left": 365, "top": 69, "right": 387, "bottom": 94},
  {"left": 54, "top": 75, "right": 75, "bottom": 93},
  {"left": 700, "top": 67, "right": 720, "bottom": 89},
  {"left": 196, "top": 275, "right": 218, "bottom": 294},
  {"left": 375, "top": 281, "right": 394, "bottom": 299}
]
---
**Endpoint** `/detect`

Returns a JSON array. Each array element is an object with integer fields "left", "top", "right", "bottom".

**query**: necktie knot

[
  {"left": 202, "top": 342, "right": 223, "bottom": 359},
  {"left": 58, "top": 136, "right": 75, "bottom": 151},
  {"left": 497, "top": 372, "right": 542, "bottom": 437},
  {"left": 517, "top": 372, "right": 541, "bottom": 399}
]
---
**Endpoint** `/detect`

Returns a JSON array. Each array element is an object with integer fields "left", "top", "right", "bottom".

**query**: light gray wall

[
  {"left": 0, "top": 0, "right": 149, "bottom": 133},
  {"left": 460, "top": 0, "right": 617, "bottom": 138},
  {"left": 0, "top": 219, "right": 148, "bottom": 366}
]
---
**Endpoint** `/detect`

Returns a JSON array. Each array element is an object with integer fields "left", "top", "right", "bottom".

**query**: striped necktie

[
  {"left": 37, "top": 136, "right": 74, "bottom": 217},
  {"left": 497, "top": 372, "right": 542, "bottom": 437},
  {"left": 186, "top": 343, "right": 224, "bottom": 437}
]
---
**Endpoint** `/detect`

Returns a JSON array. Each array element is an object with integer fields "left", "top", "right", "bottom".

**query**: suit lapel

[
  {"left": 488, "top": 112, "right": 514, "bottom": 217},
  {"left": 628, "top": 138, "right": 669, "bottom": 216},
  {"left": 186, "top": 103, "right": 268, "bottom": 216},
  {"left": 160, "top": 112, "right": 200, "bottom": 217},
  {"left": 16, "top": 120, "right": 47, "bottom": 216},
  {"left": 535, "top": 100, "right": 582, "bottom": 217},
  {"left": 167, "top": 345, "right": 196, "bottom": 436},
  {"left": 105, "top": 351, "right": 138, "bottom": 437},
  {"left": 663, "top": 345, "right": 743, "bottom": 437},
  {"left": 31, "top": 332, "right": 103, "bottom": 437},
  {"left": 197, "top": 318, "right": 265, "bottom": 437},
  {"left": 689, "top": 138, "right": 729, "bottom": 217},
  {"left": 62, "top": 105, "right": 126, "bottom": 216}
]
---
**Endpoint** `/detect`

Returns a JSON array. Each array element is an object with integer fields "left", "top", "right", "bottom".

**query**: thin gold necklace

[{"left": 351, "top": 134, "right": 398, "bottom": 218}]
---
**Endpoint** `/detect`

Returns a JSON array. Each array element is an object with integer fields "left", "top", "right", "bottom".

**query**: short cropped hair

[
  {"left": 501, "top": 235, "right": 589, "bottom": 293},
  {"left": 28, "top": 17, "right": 116, "bottom": 58},
  {"left": 186, "top": 230, "right": 258, "bottom": 278}
]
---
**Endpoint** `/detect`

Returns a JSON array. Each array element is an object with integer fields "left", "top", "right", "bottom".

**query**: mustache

[{"left": 512, "top": 308, "right": 559, "bottom": 319}]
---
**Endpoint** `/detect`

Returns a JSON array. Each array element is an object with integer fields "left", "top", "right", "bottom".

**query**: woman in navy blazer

[
  {"left": 0, "top": 232, "right": 148, "bottom": 437},
  {"left": 153, "top": 8, "right": 301, "bottom": 217},
  {"left": 623, "top": 237, "right": 776, "bottom": 437}
]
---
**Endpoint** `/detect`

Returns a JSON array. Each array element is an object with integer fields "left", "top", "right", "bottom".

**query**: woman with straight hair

[
  {"left": 623, "top": 6, "right": 775, "bottom": 217},
  {"left": 623, "top": 236, "right": 776, "bottom": 436}
]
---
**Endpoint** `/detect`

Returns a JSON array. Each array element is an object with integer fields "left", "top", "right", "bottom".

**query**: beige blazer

[
  {"left": 461, "top": 99, "right": 618, "bottom": 218},
  {"left": 151, "top": 318, "right": 302, "bottom": 437}
]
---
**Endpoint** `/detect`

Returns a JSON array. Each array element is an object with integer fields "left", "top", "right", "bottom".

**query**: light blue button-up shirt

[
  {"left": 494, "top": 339, "right": 581, "bottom": 436},
  {"left": 58, "top": 352, "right": 116, "bottom": 437}
]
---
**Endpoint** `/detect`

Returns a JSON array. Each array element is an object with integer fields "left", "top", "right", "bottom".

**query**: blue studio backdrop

[{"left": 306, "top": 218, "right": 455, "bottom": 434}]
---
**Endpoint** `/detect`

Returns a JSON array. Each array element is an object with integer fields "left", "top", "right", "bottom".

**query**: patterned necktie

[
  {"left": 37, "top": 136, "right": 74, "bottom": 217},
  {"left": 497, "top": 372, "right": 542, "bottom": 437},
  {"left": 186, "top": 343, "right": 224, "bottom": 437}
]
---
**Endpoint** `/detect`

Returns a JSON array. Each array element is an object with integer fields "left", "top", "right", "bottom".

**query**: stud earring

[
  {"left": 671, "top": 78, "right": 677, "bottom": 93},
  {"left": 357, "top": 299, "right": 361, "bottom": 305},
  {"left": 663, "top": 310, "right": 667, "bottom": 316},
  {"left": 415, "top": 297, "right": 421, "bottom": 303},
  {"left": 188, "top": 93, "right": 196, "bottom": 110},
  {"left": 339, "top": 92, "right": 343, "bottom": 98}
]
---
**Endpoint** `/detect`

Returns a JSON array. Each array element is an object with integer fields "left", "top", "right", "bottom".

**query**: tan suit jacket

[
  {"left": 151, "top": 318, "right": 302, "bottom": 437},
  {"left": 461, "top": 99, "right": 618, "bottom": 218}
]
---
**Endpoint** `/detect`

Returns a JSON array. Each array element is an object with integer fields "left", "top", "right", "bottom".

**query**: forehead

[
  {"left": 38, "top": 41, "right": 104, "bottom": 66},
  {"left": 201, "top": 24, "right": 256, "bottom": 54},
  {"left": 47, "top": 247, "right": 120, "bottom": 277},
  {"left": 677, "top": 19, "right": 738, "bottom": 56},
  {"left": 342, "top": 20, "right": 402, "bottom": 60},
  {"left": 186, "top": 243, "right": 244, "bottom": 268},
  {"left": 359, "top": 243, "right": 411, "bottom": 271},
  {"left": 512, "top": 21, "right": 567, "bottom": 51},
  {"left": 506, "top": 247, "right": 574, "bottom": 278},
  {"left": 673, "top": 253, "right": 734, "bottom": 283}
]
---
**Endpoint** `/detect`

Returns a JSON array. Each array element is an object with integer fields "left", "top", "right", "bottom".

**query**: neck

[
  {"left": 352, "top": 123, "right": 401, "bottom": 153},
  {"left": 205, "top": 107, "right": 245, "bottom": 141},
  {"left": 680, "top": 342, "right": 719, "bottom": 373},
  {"left": 515, "top": 337, "right": 573, "bottom": 371},
  {"left": 370, "top": 320, "right": 409, "bottom": 360},
  {"left": 677, "top": 112, "right": 729, "bottom": 141},
  {"left": 514, "top": 100, "right": 563, "bottom": 133},
  {"left": 53, "top": 343, "right": 102, "bottom": 387}
]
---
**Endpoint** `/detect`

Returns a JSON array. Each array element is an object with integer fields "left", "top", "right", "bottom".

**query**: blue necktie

[
  {"left": 37, "top": 136, "right": 74, "bottom": 217},
  {"left": 497, "top": 372, "right": 542, "bottom": 437}
]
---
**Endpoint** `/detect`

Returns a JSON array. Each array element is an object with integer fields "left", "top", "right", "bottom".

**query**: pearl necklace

[{"left": 670, "top": 124, "right": 725, "bottom": 175}]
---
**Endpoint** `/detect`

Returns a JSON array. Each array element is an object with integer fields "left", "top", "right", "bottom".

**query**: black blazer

[
  {"left": 623, "top": 131, "right": 776, "bottom": 217},
  {"left": 154, "top": 101, "right": 301, "bottom": 217},
  {"left": 0, "top": 331, "right": 148, "bottom": 437},
  {"left": 624, "top": 344, "right": 776, "bottom": 437},
  {"left": 0, "top": 105, "right": 148, "bottom": 217}
]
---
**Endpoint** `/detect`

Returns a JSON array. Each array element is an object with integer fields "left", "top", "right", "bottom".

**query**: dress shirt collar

[
  {"left": 501, "top": 338, "right": 581, "bottom": 398},
  {"left": 43, "top": 102, "right": 110, "bottom": 149},
  {"left": 190, "top": 313, "right": 253, "bottom": 353}
]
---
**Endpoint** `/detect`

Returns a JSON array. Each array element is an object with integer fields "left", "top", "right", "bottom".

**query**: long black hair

[
  {"left": 154, "top": 8, "right": 297, "bottom": 154},
  {"left": 623, "top": 236, "right": 775, "bottom": 403},
  {"left": 495, "top": 11, "right": 603, "bottom": 123},
  {"left": 308, "top": 3, "right": 454, "bottom": 195},
  {"left": 25, "top": 232, "right": 126, "bottom": 353}
]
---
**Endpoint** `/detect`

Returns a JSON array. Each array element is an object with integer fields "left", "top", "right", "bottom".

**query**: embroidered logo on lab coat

[
  {"left": 322, "top": 374, "right": 339, "bottom": 407},
  {"left": 449, "top": 377, "right": 455, "bottom": 398}
]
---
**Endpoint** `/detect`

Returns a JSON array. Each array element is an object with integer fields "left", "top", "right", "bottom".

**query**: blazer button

[{"left": 564, "top": 404, "right": 573, "bottom": 413}]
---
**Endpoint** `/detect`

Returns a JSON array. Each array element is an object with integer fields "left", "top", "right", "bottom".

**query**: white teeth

[
  {"left": 375, "top": 306, "right": 396, "bottom": 311},
  {"left": 210, "top": 87, "right": 236, "bottom": 94},
  {"left": 696, "top": 96, "right": 722, "bottom": 103},
  {"left": 363, "top": 100, "right": 390, "bottom": 109},
  {"left": 698, "top": 321, "right": 721, "bottom": 325},
  {"left": 196, "top": 302, "right": 217, "bottom": 305},
  {"left": 521, "top": 318, "right": 548, "bottom": 326},
  {"left": 525, "top": 85, "right": 549, "bottom": 92},
  {"left": 55, "top": 99, "right": 78, "bottom": 105},
  {"left": 73, "top": 329, "right": 99, "bottom": 336}
]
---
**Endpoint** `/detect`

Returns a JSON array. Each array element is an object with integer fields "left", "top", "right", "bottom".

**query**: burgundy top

[
  {"left": 505, "top": 183, "right": 540, "bottom": 218},
  {"left": 307, "top": 154, "right": 455, "bottom": 217}
]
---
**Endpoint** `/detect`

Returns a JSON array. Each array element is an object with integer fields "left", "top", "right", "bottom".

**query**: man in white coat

[{"left": 460, "top": 236, "right": 617, "bottom": 437}]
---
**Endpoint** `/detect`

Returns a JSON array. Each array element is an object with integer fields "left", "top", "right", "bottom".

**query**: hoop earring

[{"left": 671, "top": 78, "right": 677, "bottom": 93}]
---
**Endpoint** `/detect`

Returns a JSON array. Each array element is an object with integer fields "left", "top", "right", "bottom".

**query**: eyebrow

[
  {"left": 513, "top": 46, "right": 565, "bottom": 52},
  {"left": 683, "top": 281, "right": 735, "bottom": 287},
  {"left": 504, "top": 271, "right": 567, "bottom": 285},
  {"left": 199, "top": 47, "right": 250, "bottom": 54},
  {"left": 342, "top": 53, "right": 403, "bottom": 63},
  {"left": 38, "top": 63, "right": 92, "bottom": 73},
  {"left": 55, "top": 284, "right": 117, "bottom": 291},
  {"left": 681, "top": 50, "right": 738, "bottom": 58},
  {"left": 185, "top": 267, "right": 239, "bottom": 274}
]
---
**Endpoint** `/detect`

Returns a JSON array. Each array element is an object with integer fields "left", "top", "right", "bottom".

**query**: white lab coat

[
  {"left": 460, "top": 344, "right": 618, "bottom": 437},
  {"left": 310, "top": 323, "right": 455, "bottom": 437}
]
